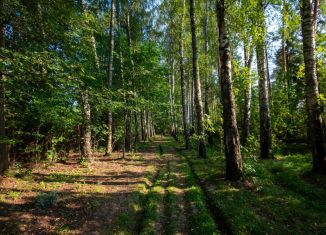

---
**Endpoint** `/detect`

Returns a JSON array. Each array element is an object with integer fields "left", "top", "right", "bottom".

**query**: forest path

[{"left": 0, "top": 136, "right": 220, "bottom": 234}]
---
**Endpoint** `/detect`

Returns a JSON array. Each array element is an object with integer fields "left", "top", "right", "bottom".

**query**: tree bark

[
  {"left": 216, "top": 0, "right": 243, "bottom": 181},
  {"left": 189, "top": 0, "right": 207, "bottom": 158},
  {"left": 125, "top": 0, "right": 134, "bottom": 150},
  {"left": 81, "top": 90, "right": 92, "bottom": 160},
  {"left": 179, "top": 0, "right": 190, "bottom": 149},
  {"left": 301, "top": 0, "right": 325, "bottom": 173},
  {"left": 105, "top": 0, "right": 115, "bottom": 156},
  {"left": 204, "top": 0, "right": 214, "bottom": 146},
  {"left": 0, "top": 23, "right": 8, "bottom": 174},
  {"left": 255, "top": 1, "right": 273, "bottom": 159},
  {"left": 169, "top": 56, "right": 178, "bottom": 140},
  {"left": 242, "top": 45, "right": 253, "bottom": 146}
]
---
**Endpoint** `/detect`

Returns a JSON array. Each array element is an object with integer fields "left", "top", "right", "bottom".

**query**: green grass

[
  {"left": 183, "top": 148, "right": 326, "bottom": 235},
  {"left": 139, "top": 166, "right": 167, "bottom": 235},
  {"left": 182, "top": 160, "right": 220, "bottom": 235}
]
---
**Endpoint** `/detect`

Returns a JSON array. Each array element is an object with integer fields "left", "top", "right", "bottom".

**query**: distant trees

[
  {"left": 0, "top": 0, "right": 169, "bottom": 174},
  {"left": 0, "top": 0, "right": 325, "bottom": 177}
]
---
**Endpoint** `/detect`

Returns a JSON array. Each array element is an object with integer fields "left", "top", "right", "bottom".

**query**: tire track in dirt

[
  {"left": 180, "top": 150, "right": 234, "bottom": 235},
  {"left": 136, "top": 151, "right": 169, "bottom": 234},
  {"left": 166, "top": 158, "right": 188, "bottom": 235}
]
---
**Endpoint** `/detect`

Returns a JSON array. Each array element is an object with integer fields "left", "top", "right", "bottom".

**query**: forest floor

[{"left": 0, "top": 136, "right": 325, "bottom": 234}]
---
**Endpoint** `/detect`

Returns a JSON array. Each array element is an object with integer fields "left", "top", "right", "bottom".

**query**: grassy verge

[{"left": 182, "top": 147, "right": 326, "bottom": 234}]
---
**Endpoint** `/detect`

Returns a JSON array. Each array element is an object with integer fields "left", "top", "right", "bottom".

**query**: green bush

[{"left": 36, "top": 191, "right": 59, "bottom": 208}]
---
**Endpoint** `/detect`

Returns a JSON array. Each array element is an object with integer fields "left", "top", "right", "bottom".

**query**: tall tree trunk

[
  {"left": 188, "top": 74, "right": 193, "bottom": 132},
  {"left": 242, "top": 45, "right": 253, "bottom": 146},
  {"left": 179, "top": 0, "right": 190, "bottom": 149},
  {"left": 81, "top": 90, "right": 92, "bottom": 160},
  {"left": 282, "top": 0, "right": 288, "bottom": 75},
  {"left": 0, "top": 23, "right": 8, "bottom": 174},
  {"left": 189, "top": 0, "right": 207, "bottom": 158},
  {"left": 282, "top": 0, "right": 290, "bottom": 141},
  {"left": 169, "top": 57, "right": 178, "bottom": 140},
  {"left": 80, "top": 0, "right": 95, "bottom": 161},
  {"left": 301, "top": 0, "right": 325, "bottom": 173},
  {"left": 125, "top": 0, "right": 134, "bottom": 150},
  {"left": 265, "top": 45, "right": 272, "bottom": 100},
  {"left": 204, "top": 0, "right": 213, "bottom": 146},
  {"left": 105, "top": 0, "right": 115, "bottom": 156},
  {"left": 216, "top": 0, "right": 243, "bottom": 181},
  {"left": 256, "top": 1, "right": 273, "bottom": 159}
]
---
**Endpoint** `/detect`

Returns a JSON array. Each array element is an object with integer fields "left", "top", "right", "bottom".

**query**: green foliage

[
  {"left": 36, "top": 191, "right": 59, "bottom": 209},
  {"left": 7, "top": 191, "right": 21, "bottom": 201}
]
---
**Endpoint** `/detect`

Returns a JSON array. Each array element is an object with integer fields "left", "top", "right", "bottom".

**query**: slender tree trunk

[
  {"left": 216, "top": 0, "right": 243, "bottom": 181},
  {"left": 188, "top": 74, "right": 193, "bottom": 131},
  {"left": 169, "top": 57, "right": 178, "bottom": 140},
  {"left": 189, "top": 0, "right": 207, "bottom": 158},
  {"left": 204, "top": 0, "right": 214, "bottom": 146},
  {"left": 145, "top": 110, "right": 149, "bottom": 141},
  {"left": 301, "top": 0, "right": 325, "bottom": 173},
  {"left": 105, "top": 0, "right": 115, "bottom": 156},
  {"left": 242, "top": 45, "right": 253, "bottom": 146},
  {"left": 265, "top": 45, "right": 272, "bottom": 100},
  {"left": 125, "top": 111, "right": 132, "bottom": 151},
  {"left": 179, "top": 0, "right": 190, "bottom": 149},
  {"left": 0, "top": 23, "right": 8, "bottom": 173},
  {"left": 125, "top": 0, "right": 134, "bottom": 150},
  {"left": 256, "top": 2, "right": 273, "bottom": 159},
  {"left": 134, "top": 112, "right": 139, "bottom": 145},
  {"left": 81, "top": 90, "right": 92, "bottom": 160},
  {"left": 313, "top": 0, "right": 319, "bottom": 34},
  {"left": 146, "top": 111, "right": 151, "bottom": 140},
  {"left": 141, "top": 110, "right": 145, "bottom": 141},
  {"left": 282, "top": 0, "right": 288, "bottom": 75}
]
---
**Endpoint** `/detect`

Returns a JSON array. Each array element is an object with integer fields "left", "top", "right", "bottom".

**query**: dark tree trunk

[
  {"left": 256, "top": 1, "right": 273, "bottom": 159},
  {"left": 106, "top": 0, "right": 115, "bottom": 156},
  {"left": 141, "top": 110, "right": 145, "bottom": 141},
  {"left": 179, "top": 0, "right": 190, "bottom": 149},
  {"left": 0, "top": 27, "right": 8, "bottom": 173},
  {"left": 134, "top": 112, "right": 139, "bottom": 145},
  {"left": 216, "top": 0, "right": 243, "bottom": 181},
  {"left": 125, "top": 111, "right": 132, "bottom": 151},
  {"left": 147, "top": 111, "right": 151, "bottom": 139},
  {"left": 189, "top": 0, "right": 207, "bottom": 158},
  {"left": 301, "top": 0, "right": 325, "bottom": 173}
]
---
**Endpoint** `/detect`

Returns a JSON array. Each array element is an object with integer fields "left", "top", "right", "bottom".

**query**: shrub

[{"left": 36, "top": 191, "right": 59, "bottom": 208}]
